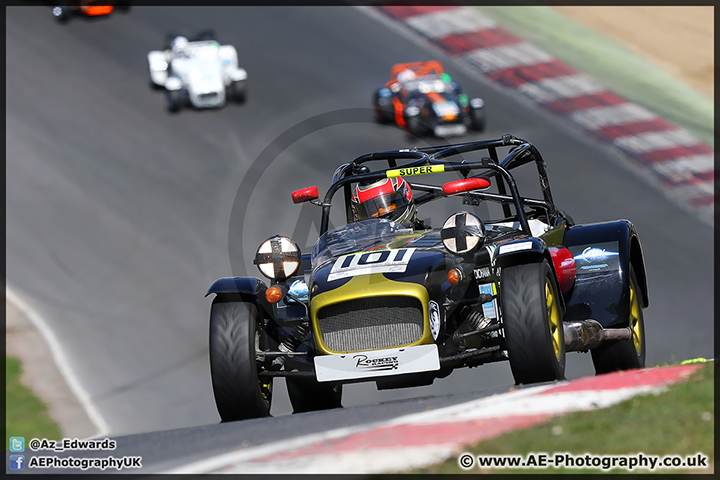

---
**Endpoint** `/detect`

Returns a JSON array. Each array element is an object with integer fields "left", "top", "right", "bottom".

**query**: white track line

[
  {"left": 568, "top": 103, "right": 657, "bottom": 129},
  {"left": 6, "top": 286, "right": 110, "bottom": 437},
  {"left": 167, "top": 379, "right": 672, "bottom": 474},
  {"left": 613, "top": 129, "right": 701, "bottom": 154},
  {"left": 405, "top": 9, "right": 497, "bottom": 38}
]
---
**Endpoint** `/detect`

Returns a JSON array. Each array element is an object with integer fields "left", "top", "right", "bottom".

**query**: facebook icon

[{"left": 9, "top": 455, "right": 25, "bottom": 470}]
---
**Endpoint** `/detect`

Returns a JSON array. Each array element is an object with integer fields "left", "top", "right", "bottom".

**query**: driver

[
  {"left": 397, "top": 69, "right": 416, "bottom": 84},
  {"left": 350, "top": 177, "right": 423, "bottom": 229},
  {"left": 171, "top": 36, "right": 190, "bottom": 57}
]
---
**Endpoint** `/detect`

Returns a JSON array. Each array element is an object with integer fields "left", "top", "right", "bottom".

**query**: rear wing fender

[{"left": 562, "top": 220, "right": 648, "bottom": 328}]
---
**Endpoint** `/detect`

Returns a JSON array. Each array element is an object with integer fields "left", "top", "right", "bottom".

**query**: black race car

[
  {"left": 207, "top": 134, "right": 648, "bottom": 421},
  {"left": 373, "top": 61, "right": 486, "bottom": 137}
]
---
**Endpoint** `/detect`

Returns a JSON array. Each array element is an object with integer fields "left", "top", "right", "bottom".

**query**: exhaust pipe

[{"left": 564, "top": 319, "right": 632, "bottom": 352}]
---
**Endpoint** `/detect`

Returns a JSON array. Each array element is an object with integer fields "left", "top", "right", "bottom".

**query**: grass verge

[
  {"left": 412, "top": 362, "right": 714, "bottom": 474},
  {"left": 475, "top": 6, "right": 714, "bottom": 146},
  {"left": 6, "top": 356, "right": 63, "bottom": 449}
]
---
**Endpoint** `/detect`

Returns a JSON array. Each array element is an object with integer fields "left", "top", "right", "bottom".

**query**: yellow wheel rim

[
  {"left": 629, "top": 282, "right": 643, "bottom": 355},
  {"left": 546, "top": 279, "right": 562, "bottom": 361},
  {"left": 260, "top": 379, "right": 272, "bottom": 404},
  {"left": 255, "top": 331, "right": 272, "bottom": 406}
]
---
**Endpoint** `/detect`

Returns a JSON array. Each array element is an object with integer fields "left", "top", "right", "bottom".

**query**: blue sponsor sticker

[
  {"left": 479, "top": 283, "right": 497, "bottom": 319},
  {"left": 288, "top": 279, "right": 309, "bottom": 301}
]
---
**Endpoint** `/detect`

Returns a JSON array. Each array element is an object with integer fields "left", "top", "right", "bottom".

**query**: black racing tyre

[
  {"left": 591, "top": 266, "right": 646, "bottom": 374},
  {"left": 373, "top": 90, "right": 392, "bottom": 124},
  {"left": 286, "top": 377, "right": 343, "bottom": 414},
  {"left": 163, "top": 33, "right": 178, "bottom": 51},
  {"left": 149, "top": 78, "right": 164, "bottom": 91},
  {"left": 501, "top": 260, "right": 566, "bottom": 384},
  {"left": 469, "top": 106, "right": 486, "bottom": 132},
  {"left": 229, "top": 81, "right": 246, "bottom": 103},
  {"left": 407, "top": 115, "right": 427, "bottom": 138},
  {"left": 166, "top": 90, "right": 181, "bottom": 113},
  {"left": 209, "top": 300, "right": 272, "bottom": 422},
  {"left": 195, "top": 29, "right": 217, "bottom": 42}
]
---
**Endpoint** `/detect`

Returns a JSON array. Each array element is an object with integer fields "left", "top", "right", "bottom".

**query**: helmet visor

[{"left": 354, "top": 192, "right": 410, "bottom": 220}]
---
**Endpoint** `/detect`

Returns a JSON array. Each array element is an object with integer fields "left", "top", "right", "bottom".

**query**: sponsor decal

[
  {"left": 428, "top": 300, "right": 441, "bottom": 340},
  {"left": 479, "top": 283, "right": 498, "bottom": 319},
  {"left": 288, "top": 279, "right": 309, "bottom": 301},
  {"left": 327, "top": 248, "right": 415, "bottom": 281},
  {"left": 314, "top": 344, "right": 439, "bottom": 382},
  {"left": 474, "top": 266, "right": 491, "bottom": 279},
  {"left": 387, "top": 165, "right": 445, "bottom": 178},
  {"left": 572, "top": 244, "right": 620, "bottom": 273},
  {"left": 353, "top": 354, "right": 399, "bottom": 371},
  {"left": 498, "top": 241, "right": 533, "bottom": 255}
]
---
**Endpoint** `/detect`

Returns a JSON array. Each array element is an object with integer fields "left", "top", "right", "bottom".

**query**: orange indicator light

[{"left": 266, "top": 286, "right": 284, "bottom": 303}]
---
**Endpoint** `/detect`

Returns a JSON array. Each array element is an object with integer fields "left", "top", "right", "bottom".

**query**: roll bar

[{"left": 316, "top": 134, "right": 559, "bottom": 235}]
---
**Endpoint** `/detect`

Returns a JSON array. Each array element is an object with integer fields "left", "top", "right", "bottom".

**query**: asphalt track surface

[{"left": 6, "top": 5, "right": 714, "bottom": 465}]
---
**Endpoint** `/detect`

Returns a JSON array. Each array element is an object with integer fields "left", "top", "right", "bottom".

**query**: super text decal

[{"left": 386, "top": 165, "right": 445, "bottom": 178}]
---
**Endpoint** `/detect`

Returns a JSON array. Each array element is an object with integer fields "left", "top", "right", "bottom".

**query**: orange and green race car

[
  {"left": 373, "top": 61, "right": 486, "bottom": 138},
  {"left": 52, "top": 1, "right": 130, "bottom": 23}
]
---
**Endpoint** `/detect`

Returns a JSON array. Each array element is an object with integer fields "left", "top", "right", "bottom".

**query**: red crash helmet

[{"left": 351, "top": 177, "right": 416, "bottom": 225}]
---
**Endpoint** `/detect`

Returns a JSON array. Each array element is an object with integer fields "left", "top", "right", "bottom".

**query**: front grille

[{"left": 317, "top": 296, "right": 424, "bottom": 352}]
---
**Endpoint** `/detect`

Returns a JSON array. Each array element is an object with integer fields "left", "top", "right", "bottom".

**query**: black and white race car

[
  {"left": 206, "top": 135, "right": 648, "bottom": 421},
  {"left": 147, "top": 31, "right": 247, "bottom": 113}
]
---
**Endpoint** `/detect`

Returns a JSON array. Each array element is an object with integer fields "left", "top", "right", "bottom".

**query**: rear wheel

[
  {"left": 196, "top": 29, "right": 217, "bottom": 42},
  {"left": 286, "top": 377, "right": 342, "bottom": 414},
  {"left": 163, "top": 33, "right": 178, "bottom": 51},
  {"left": 591, "top": 266, "right": 646, "bottom": 374},
  {"left": 501, "top": 260, "right": 565, "bottom": 384},
  {"left": 209, "top": 300, "right": 272, "bottom": 422}
]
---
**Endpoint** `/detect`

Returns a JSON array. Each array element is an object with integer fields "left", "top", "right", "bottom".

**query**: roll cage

[{"left": 317, "top": 134, "right": 570, "bottom": 236}]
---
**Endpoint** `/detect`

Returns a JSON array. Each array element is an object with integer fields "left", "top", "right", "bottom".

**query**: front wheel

[
  {"left": 209, "top": 299, "right": 272, "bottom": 422},
  {"left": 373, "top": 90, "right": 393, "bottom": 124},
  {"left": 501, "top": 260, "right": 565, "bottom": 384},
  {"left": 228, "top": 81, "right": 246, "bottom": 103},
  {"left": 166, "top": 90, "right": 182, "bottom": 113},
  {"left": 406, "top": 114, "right": 427, "bottom": 138},
  {"left": 286, "top": 377, "right": 342, "bottom": 414},
  {"left": 591, "top": 266, "right": 646, "bottom": 374},
  {"left": 469, "top": 105, "right": 486, "bottom": 132}
]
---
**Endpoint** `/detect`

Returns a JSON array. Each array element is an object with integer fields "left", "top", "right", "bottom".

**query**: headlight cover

[
  {"left": 253, "top": 235, "right": 302, "bottom": 281},
  {"left": 441, "top": 212, "right": 486, "bottom": 255}
]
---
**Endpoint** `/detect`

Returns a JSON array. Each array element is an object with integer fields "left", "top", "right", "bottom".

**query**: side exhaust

[{"left": 564, "top": 319, "right": 632, "bottom": 352}]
